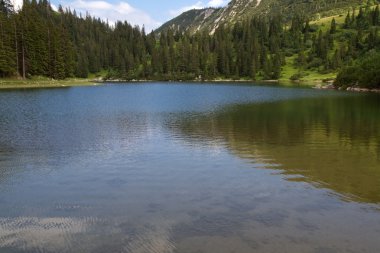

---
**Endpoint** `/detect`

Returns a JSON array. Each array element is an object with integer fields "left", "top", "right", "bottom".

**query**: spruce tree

[{"left": 330, "top": 18, "right": 337, "bottom": 34}]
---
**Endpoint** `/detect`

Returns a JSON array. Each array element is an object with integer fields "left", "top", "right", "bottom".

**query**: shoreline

[
  {"left": 0, "top": 77, "right": 302, "bottom": 89},
  {"left": 0, "top": 78, "right": 97, "bottom": 89},
  {"left": 2, "top": 78, "right": 379, "bottom": 93},
  {"left": 98, "top": 78, "right": 305, "bottom": 85},
  {"left": 313, "top": 83, "right": 380, "bottom": 93},
  {"left": 98, "top": 77, "right": 335, "bottom": 86}
]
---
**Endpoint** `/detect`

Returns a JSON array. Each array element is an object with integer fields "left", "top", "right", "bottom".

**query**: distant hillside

[
  {"left": 155, "top": 8, "right": 221, "bottom": 34},
  {"left": 156, "top": 0, "right": 364, "bottom": 34}
]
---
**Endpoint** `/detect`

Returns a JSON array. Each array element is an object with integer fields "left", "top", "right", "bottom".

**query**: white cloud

[
  {"left": 51, "top": 4, "right": 58, "bottom": 11},
  {"left": 11, "top": 0, "right": 56, "bottom": 12},
  {"left": 63, "top": 0, "right": 161, "bottom": 31},
  {"left": 207, "top": 0, "right": 227, "bottom": 7},
  {"left": 10, "top": 0, "right": 23, "bottom": 10},
  {"left": 169, "top": 1, "right": 204, "bottom": 16},
  {"left": 169, "top": 0, "right": 228, "bottom": 17}
]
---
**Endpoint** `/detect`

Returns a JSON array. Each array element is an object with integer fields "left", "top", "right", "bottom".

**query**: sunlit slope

[{"left": 156, "top": 0, "right": 363, "bottom": 34}]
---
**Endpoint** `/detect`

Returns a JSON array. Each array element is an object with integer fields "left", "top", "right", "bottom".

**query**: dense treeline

[
  {"left": 1, "top": 0, "right": 380, "bottom": 87},
  {"left": 334, "top": 51, "right": 380, "bottom": 88},
  {"left": 0, "top": 0, "right": 151, "bottom": 79},
  {"left": 0, "top": 0, "right": 74, "bottom": 78},
  {"left": 333, "top": 3, "right": 380, "bottom": 88}
]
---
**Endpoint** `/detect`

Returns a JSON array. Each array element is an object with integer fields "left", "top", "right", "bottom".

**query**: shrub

[{"left": 334, "top": 51, "right": 380, "bottom": 88}]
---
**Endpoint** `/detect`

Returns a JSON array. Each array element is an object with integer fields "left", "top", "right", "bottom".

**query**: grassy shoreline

[
  {"left": 99, "top": 78, "right": 330, "bottom": 86},
  {"left": 0, "top": 76, "right": 330, "bottom": 90},
  {"left": 0, "top": 77, "right": 97, "bottom": 89}
]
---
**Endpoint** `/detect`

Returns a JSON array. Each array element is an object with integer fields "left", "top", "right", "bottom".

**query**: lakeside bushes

[{"left": 335, "top": 51, "right": 380, "bottom": 88}]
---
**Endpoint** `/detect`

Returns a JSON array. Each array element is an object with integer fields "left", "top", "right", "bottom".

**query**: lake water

[{"left": 0, "top": 83, "right": 379, "bottom": 253}]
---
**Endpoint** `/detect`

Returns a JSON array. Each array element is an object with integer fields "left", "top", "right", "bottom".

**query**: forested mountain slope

[
  {"left": 156, "top": 0, "right": 364, "bottom": 34},
  {"left": 1, "top": 0, "right": 380, "bottom": 88}
]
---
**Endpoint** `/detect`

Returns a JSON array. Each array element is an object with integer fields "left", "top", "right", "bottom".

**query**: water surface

[{"left": 0, "top": 83, "right": 379, "bottom": 253}]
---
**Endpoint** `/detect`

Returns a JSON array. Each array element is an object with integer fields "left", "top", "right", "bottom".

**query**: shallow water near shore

[{"left": 0, "top": 82, "right": 379, "bottom": 253}]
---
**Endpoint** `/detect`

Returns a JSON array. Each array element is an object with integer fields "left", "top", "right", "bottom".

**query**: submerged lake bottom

[{"left": 0, "top": 82, "right": 379, "bottom": 253}]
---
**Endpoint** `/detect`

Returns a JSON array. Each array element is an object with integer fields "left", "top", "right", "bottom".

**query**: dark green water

[{"left": 0, "top": 83, "right": 379, "bottom": 253}]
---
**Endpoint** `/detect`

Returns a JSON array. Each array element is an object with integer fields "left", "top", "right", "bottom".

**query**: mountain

[
  {"left": 156, "top": 0, "right": 363, "bottom": 34},
  {"left": 155, "top": 8, "right": 221, "bottom": 35},
  {"left": 156, "top": 0, "right": 261, "bottom": 34}
]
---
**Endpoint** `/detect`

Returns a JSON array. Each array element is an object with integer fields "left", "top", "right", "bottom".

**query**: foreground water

[{"left": 0, "top": 83, "right": 379, "bottom": 253}]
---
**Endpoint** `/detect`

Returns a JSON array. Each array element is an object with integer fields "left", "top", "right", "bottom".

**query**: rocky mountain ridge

[{"left": 156, "top": 0, "right": 362, "bottom": 34}]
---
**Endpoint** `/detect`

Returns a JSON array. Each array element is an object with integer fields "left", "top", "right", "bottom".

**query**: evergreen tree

[
  {"left": 372, "top": 5, "right": 379, "bottom": 26},
  {"left": 330, "top": 18, "right": 337, "bottom": 34}
]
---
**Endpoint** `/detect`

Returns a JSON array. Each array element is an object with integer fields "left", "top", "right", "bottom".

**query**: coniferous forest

[{"left": 1, "top": 0, "right": 380, "bottom": 87}]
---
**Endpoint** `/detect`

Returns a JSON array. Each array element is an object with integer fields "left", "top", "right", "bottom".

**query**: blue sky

[{"left": 12, "top": 0, "right": 229, "bottom": 31}]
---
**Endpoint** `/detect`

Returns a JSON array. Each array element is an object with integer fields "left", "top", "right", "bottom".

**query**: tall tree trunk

[
  {"left": 48, "top": 26, "right": 51, "bottom": 77},
  {"left": 21, "top": 31, "right": 26, "bottom": 79},
  {"left": 14, "top": 21, "right": 19, "bottom": 76}
]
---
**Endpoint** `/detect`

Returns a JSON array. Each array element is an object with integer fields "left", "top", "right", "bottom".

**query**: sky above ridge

[{"left": 11, "top": 0, "right": 229, "bottom": 31}]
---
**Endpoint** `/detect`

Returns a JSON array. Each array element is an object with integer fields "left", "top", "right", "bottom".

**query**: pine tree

[
  {"left": 372, "top": 5, "right": 379, "bottom": 26},
  {"left": 344, "top": 11, "right": 351, "bottom": 29},
  {"left": 356, "top": 7, "right": 369, "bottom": 30},
  {"left": 332, "top": 49, "right": 342, "bottom": 70},
  {"left": 330, "top": 18, "right": 337, "bottom": 34},
  {"left": 0, "top": 3, "right": 17, "bottom": 77}
]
